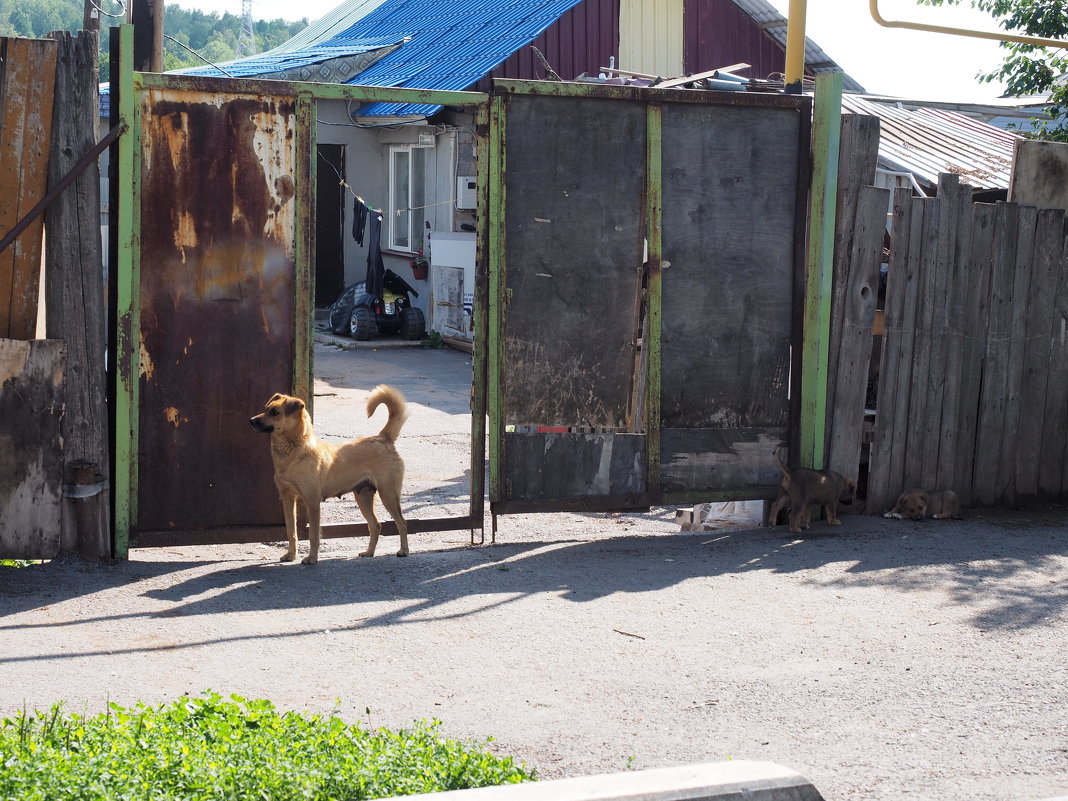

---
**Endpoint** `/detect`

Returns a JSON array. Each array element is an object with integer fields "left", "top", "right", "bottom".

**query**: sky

[{"left": 169, "top": 0, "right": 1019, "bottom": 104}]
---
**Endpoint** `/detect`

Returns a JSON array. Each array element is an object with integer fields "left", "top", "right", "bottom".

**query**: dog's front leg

[
  {"left": 302, "top": 495, "right": 321, "bottom": 565},
  {"left": 280, "top": 490, "right": 299, "bottom": 562}
]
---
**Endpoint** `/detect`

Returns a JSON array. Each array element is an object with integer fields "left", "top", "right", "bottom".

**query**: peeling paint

[{"left": 163, "top": 407, "right": 188, "bottom": 427}]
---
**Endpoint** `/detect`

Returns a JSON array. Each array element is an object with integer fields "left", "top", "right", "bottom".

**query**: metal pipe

[
  {"left": 784, "top": 0, "right": 808, "bottom": 94},
  {"left": 0, "top": 123, "right": 126, "bottom": 256},
  {"left": 870, "top": 0, "right": 1068, "bottom": 49}
]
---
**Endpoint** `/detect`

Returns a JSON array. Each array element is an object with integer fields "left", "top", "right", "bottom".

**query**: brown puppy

[
  {"left": 250, "top": 385, "right": 409, "bottom": 565},
  {"left": 767, "top": 448, "right": 856, "bottom": 534},
  {"left": 884, "top": 488, "right": 962, "bottom": 521}
]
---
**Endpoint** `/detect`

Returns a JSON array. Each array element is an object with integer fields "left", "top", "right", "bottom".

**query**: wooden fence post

[{"left": 45, "top": 30, "right": 112, "bottom": 560}]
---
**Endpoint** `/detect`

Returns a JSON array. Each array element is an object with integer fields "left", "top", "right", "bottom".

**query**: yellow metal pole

[
  {"left": 784, "top": 0, "right": 808, "bottom": 94},
  {"left": 870, "top": 0, "right": 1068, "bottom": 49}
]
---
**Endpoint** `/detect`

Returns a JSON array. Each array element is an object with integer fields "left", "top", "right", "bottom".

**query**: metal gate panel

[
  {"left": 659, "top": 100, "right": 804, "bottom": 496},
  {"left": 493, "top": 91, "right": 649, "bottom": 508},
  {"left": 490, "top": 81, "right": 810, "bottom": 514},
  {"left": 136, "top": 88, "right": 300, "bottom": 532}
]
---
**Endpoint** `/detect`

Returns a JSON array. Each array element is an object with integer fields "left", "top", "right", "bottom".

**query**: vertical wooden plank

[
  {"left": 973, "top": 202, "right": 1020, "bottom": 505},
  {"left": 867, "top": 188, "right": 919, "bottom": 514},
  {"left": 996, "top": 204, "right": 1038, "bottom": 503},
  {"left": 1040, "top": 226, "right": 1068, "bottom": 496},
  {"left": 903, "top": 196, "right": 939, "bottom": 488},
  {"left": 0, "top": 37, "right": 58, "bottom": 339},
  {"left": 800, "top": 71, "right": 842, "bottom": 469},
  {"left": 954, "top": 203, "right": 996, "bottom": 505},
  {"left": 44, "top": 30, "right": 110, "bottom": 557},
  {"left": 0, "top": 339, "right": 65, "bottom": 560},
  {"left": 1017, "top": 210, "right": 1065, "bottom": 499},
  {"left": 934, "top": 177, "right": 973, "bottom": 494},
  {"left": 826, "top": 184, "right": 889, "bottom": 482},
  {"left": 826, "top": 113, "right": 880, "bottom": 441},
  {"left": 917, "top": 176, "right": 957, "bottom": 491}
]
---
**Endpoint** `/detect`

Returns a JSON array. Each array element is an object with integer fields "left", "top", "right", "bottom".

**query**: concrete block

[{"left": 387, "top": 760, "right": 825, "bottom": 801}]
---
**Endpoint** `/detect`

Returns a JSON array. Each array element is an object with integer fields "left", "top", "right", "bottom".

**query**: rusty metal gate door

[
  {"left": 488, "top": 82, "right": 810, "bottom": 515},
  {"left": 113, "top": 72, "right": 314, "bottom": 549}
]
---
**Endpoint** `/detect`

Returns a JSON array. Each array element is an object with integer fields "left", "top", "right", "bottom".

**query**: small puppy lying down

[
  {"left": 767, "top": 448, "right": 856, "bottom": 534},
  {"left": 884, "top": 488, "right": 962, "bottom": 521}
]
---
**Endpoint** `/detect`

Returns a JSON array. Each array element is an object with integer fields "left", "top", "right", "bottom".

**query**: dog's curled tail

[
  {"left": 368, "top": 384, "right": 408, "bottom": 442},
  {"left": 773, "top": 446, "right": 790, "bottom": 483}
]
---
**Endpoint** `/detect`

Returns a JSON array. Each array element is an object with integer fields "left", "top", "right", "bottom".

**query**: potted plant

[{"left": 409, "top": 248, "right": 429, "bottom": 280}]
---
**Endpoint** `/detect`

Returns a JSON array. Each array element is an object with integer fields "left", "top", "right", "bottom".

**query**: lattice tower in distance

[{"left": 237, "top": 0, "right": 256, "bottom": 57}]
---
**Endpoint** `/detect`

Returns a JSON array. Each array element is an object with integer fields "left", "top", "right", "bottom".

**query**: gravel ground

[{"left": 1, "top": 344, "right": 1067, "bottom": 801}]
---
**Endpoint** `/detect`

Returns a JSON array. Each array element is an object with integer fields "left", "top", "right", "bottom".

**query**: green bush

[{"left": 0, "top": 692, "right": 535, "bottom": 800}]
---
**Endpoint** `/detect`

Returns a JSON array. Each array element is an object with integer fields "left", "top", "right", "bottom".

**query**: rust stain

[
  {"left": 163, "top": 407, "right": 188, "bottom": 428},
  {"left": 139, "top": 333, "right": 154, "bottom": 380}
]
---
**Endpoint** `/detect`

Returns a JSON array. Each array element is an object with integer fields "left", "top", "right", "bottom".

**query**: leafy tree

[
  {"left": 0, "top": 0, "right": 309, "bottom": 80},
  {"left": 920, "top": 0, "right": 1068, "bottom": 140}
]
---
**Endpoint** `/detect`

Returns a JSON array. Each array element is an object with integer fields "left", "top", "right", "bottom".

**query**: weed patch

[{"left": 0, "top": 692, "right": 535, "bottom": 800}]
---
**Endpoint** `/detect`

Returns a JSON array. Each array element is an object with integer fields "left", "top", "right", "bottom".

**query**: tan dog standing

[
  {"left": 250, "top": 384, "right": 409, "bottom": 565},
  {"left": 767, "top": 448, "right": 856, "bottom": 534},
  {"left": 884, "top": 488, "right": 962, "bottom": 521}
]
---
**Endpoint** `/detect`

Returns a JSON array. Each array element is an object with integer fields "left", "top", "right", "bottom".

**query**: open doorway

[{"left": 315, "top": 144, "right": 346, "bottom": 309}]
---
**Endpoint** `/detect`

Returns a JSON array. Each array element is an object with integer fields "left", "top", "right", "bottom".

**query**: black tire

[
  {"left": 400, "top": 306, "right": 426, "bottom": 340},
  {"left": 329, "top": 305, "right": 351, "bottom": 335},
  {"left": 349, "top": 306, "right": 377, "bottom": 340}
]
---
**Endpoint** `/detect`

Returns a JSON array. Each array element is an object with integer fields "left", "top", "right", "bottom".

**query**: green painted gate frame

[
  {"left": 485, "top": 75, "right": 843, "bottom": 514},
  {"left": 110, "top": 24, "right": 490, "bottom": 557},
  {"left": 110, "top": 19, "right": 842, "bottom": 554}
]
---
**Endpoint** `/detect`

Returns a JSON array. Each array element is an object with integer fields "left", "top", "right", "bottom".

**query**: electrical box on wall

[{"left": 456, "top": 176, "right": 477, "bottom": 210}]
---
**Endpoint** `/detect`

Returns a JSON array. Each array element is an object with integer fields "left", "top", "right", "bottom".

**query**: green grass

[
  {"left": 0, "top": 560, "right": 39, "bottom": 568},
  {"left": 0, "top": 692, "right": 535, "bottom": 800}
]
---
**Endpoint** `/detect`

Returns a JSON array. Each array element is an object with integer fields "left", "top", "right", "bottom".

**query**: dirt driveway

[{"left": 2, "top": 343, "right": 1067, "bottom": 801}]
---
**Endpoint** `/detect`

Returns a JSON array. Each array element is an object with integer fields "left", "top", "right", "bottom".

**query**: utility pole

[
  {"left": 131, "top": 0, "right": 164, "bottom": 72},
  {"left": 82, "top": 0, "right": 101, "bottom": 32}
]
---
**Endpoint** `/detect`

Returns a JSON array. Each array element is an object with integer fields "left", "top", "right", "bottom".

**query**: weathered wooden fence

[
  {"left": 0, "top": 31, "right": 110, "bottom": 560},
  {"left": 862, "top": 175, "right": 1068, "bottom": 513}
]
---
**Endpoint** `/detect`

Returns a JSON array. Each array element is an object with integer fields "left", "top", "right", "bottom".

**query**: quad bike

[{"left": 327, "top": 268, "right": 426, "bottom": 341}]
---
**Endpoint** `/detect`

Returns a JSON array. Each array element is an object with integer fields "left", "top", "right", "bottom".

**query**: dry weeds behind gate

[{"left": 854, "top": 171, "right": 1068, "bottom": 514}]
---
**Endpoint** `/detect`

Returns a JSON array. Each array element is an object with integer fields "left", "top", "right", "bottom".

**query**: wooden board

[
  {"left": 868, "top": 189, "right": 921, "bottom": 514},
  {"left": 933, "top": 177, "right": 973, "bottom": 494},
  {"left": 972, "top": 202, "right": 1020, "bottom": 505},
  {"left": 0, "top": 338, "right": 65, "bottom": 559},
  {"left": 0, "top": 38, "right": 58, "bottom": 339},
  {"left": 953, "top": 203, "right": 995, "bottom": 504},
  {"left": 825, "top": 184, "right": 888, "bottom": 480},
  {"left": 1017, "top": 210, "right": 1065, "bottom": 499}
]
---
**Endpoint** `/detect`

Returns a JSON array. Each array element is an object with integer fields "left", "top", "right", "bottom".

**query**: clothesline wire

[{"left": 316, "top": 150, "right": 460, "bottom": 216}]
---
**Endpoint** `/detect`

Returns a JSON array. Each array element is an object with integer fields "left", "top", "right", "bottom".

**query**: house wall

[
  {"left": 619, "top": 0, "right": 683, "bottom": 77},
  {"left": 477, "top": 0, "right": 621, "bottom": 85},
  {"left": 683, "top": 0, "right": 786, "bottom": 80},
  {"left": 316, "top": 100, "right": 464, "bottom": 318}
]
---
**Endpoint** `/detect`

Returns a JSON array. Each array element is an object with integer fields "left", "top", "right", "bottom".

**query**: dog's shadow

[{"left": 3, "top": 508, "right": 1066, "bottom": 665}]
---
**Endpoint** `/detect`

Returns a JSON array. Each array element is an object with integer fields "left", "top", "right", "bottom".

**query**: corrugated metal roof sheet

[
  {"left": 173, "top": 36, "right": 403, "bottom": 79},
  {"left": 843, "top": 95, "right": 1020, "bottom": 191},
  {"left": 334, "top": 0, "right": 588, "bottom": 116},
  {"left": 260, "top": 0, "right": 387, "bottom": 53},
  {"left": 729, "top": 0, "right": 866, "bottom": 92}
]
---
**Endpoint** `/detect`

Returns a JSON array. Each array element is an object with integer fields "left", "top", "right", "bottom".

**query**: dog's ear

[
  {"left": 284, "top": 398, "right": 305, "bottom": 415},
  {"left": 267, "top": 393, "right": 286, "bottom": 405}
]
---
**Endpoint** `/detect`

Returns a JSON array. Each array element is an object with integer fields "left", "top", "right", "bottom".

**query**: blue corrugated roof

[
  {"left": 174, "top": 36, "right": 404, "bottom": 78},
  {"left": 323, "top": 0, "right": 586, "bottom": 116}
]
